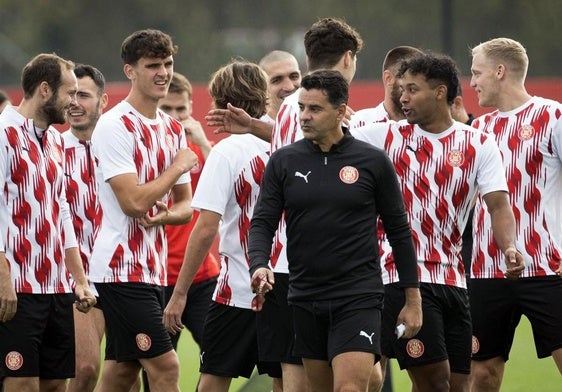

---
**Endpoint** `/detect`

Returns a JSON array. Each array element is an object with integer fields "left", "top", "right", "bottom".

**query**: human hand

[
  {"left": 250, "top": 268, "right": 274, "bottom": 312},
  {"left": 163, "top": 292, "right": 187, "bottom": 335},
  {"left": 396, "top": 288, "right": 423, "bottom": 338},
  {"left": 139, "top": 201, "right": 169, "bottom": 227},
  {"left": 74, "top": 284, "right": 96, "bottom": 314},
  {"left": 504, "top": 247, "right": 524, "bottom": 280},
  {"left": 173, "top": 147, "right": 198, "bottom": 173},
  {"left": 205, "top": 103, "right": 252, "bottom": 135},
  {"left": 0, "top": 277, "right": 17, "bottom": 322}
]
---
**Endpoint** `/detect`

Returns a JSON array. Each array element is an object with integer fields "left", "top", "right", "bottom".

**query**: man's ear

[
  {"left": 435, "top": 84, "right": 448, "bottom": 101},
  {"left": 124, "top": 64, "right": 135, "bottom": 81},
  {"left": 496, "top": 63, "right": 506, "bottom": 80},
  {"left": 39, "top": 81, "right": 51, "bottom": 100},
  {"left": 337, "top": 103, "right": 347, "bottom": 122}
]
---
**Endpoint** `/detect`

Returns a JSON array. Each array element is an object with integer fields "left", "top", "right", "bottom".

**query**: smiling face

[
  {"left": 42, "top": 67, "right": 78, "bottom": 126},
  {"left": 126, "top": 55, "right": 174, "bottom": 102},
  {"left": 261, "top": 58, "right": 301, "bottom": 115},
  {"left": 68, "top": 76, "right": 105, "bottom": 134},
  {"left": 470, "top": 51, "right": 500, "bottom": 108}
]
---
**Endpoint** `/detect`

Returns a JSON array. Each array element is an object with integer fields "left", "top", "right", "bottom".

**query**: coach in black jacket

[{"left": 248, "top": 70, "right": 422, "bottom": 391}]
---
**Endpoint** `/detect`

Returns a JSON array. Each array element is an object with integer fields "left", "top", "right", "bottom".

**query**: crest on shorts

[
  {"left": 447, "top": 150, "right": 464, "bottom": 167},
  {"left": 406, "top": 338, "right": 424, "bottom": 358},
  {"left": 339, "top": 166, "right": 359, "bottom": 184},
  {"left": 472, "top": 335, "right": 480, "bottom": 354},
  {"left": 136, "top": 333, "right": 152, "bottom": 352},
  {"left": 517, "top": 124, "right": 535, "bottom": 141},
  {"left": 5, "top": 351, "right": 23, "bottom": 371}
]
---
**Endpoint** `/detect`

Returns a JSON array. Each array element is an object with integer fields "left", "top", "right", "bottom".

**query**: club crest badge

[
  {"left": 5, "top": 351, "right": 23, "bottom": 371},
  {"left": 136, "top": 333, "right": 152, "bottom": 352},
  {"left": 472, "top": 335, "right": 480, "bottom": 354},
  {"left": 447, "top": 150, "right": 464, "bottom": 167},
  {"left": 339, "top": 166, "right": 359, "bottom": 184},
  {"left": 406, "top": 338, "right": 424, "bottom": 358},
  {"left": 518, "top": 124, "right": 535, "bottom": 141}
]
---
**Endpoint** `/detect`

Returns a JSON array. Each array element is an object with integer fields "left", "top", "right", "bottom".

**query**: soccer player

[
  {"left": 90, "top": 29, "right": 198, "bottom": 392},
  {"left": 469, "top": 37, "right": 562, "bottom": 391},
  {"left": 63, "top": 63, "right": 108, "bottom": 392},
  {"left": 163, "top": 60, "right": 280, "bottom": 392},
  {"left": 259, "top": 50, "right": 302, "bottom": 124},
  {"left": 352, "top": 53, "right": 523, "bottom": 392},
  {"left": 0, "top": 53, "right": 95, "bottom": 392},
  {"left": 349, "top": 45, "right": 423, "bottom": 127}
]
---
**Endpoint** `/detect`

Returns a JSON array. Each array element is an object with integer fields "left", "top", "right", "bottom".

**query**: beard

[
  {"left": 390, "top": 83, "right": 402, "bottom": 114},
  {"left": 42, "top": 93, "right": 67, "bottom": 125}
]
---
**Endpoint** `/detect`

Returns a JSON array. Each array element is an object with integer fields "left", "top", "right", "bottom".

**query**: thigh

[
  {"left": 95, "top": 282, "right": 173, "bottom": 362},
  {"left": 0, "top": 294, "right": 50, "bottom": 379},
  {"left": 256, "top": 273, "right": 301, "bottom": 365},
  {"left": 183, "top": 277, "right": 216, "bottom": 347},
  {"left": 199, "top": 302, "right": 258, "bottom": 379},
  {"left": 40, "top": 294, "right": 76, "bottom": 380},
  {"left": 292, "top": 301, "right": 329, "bottom": 361},
  {"left": 469, "top": 278, "right": 519, "bottom": 362},
  {"left": 328, "top": 295, "right": 382, "bottom": 363},
  {"left": 519, "top": 276, "right": 562, "bottom": 358},
  {"left": 393, "top": 284, "right": 448, "bottom": 370}
]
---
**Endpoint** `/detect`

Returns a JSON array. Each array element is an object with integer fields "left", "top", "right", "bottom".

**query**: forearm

[
  {"left": 173, "top": 222, "right": 217, "bottom": 296},
  {"left": 250, "top": 118, "right": 273, "bottom": 143},
  {"left": 489, "top": 204, "right": 517, "bottom": 252},
  {"left": 64, "top": 247, "right": 89, "bottom": 287}
]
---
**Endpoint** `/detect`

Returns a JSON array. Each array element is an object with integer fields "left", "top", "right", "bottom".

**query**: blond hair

[{"left": 472, "top": 38, "right": 528, "bottom": 81}]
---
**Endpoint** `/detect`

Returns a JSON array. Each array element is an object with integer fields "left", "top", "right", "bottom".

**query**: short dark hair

[
  {"left": 74, "top": 63, "right": 105, "bottom": 95},
  {"left": 121, "top": 29, "right": 178, "bottom": 65},
  {"left": 301, "top": 70, "right": 349, "bottom": 108},
  {"left": 21, "top": 53, "right": 74, "bottom": 99},
  {"left": 304, "top": 18, "right": 363, "bottom": 71},
  {"left": 209, "top": 60, "right": 268, "bottom": 119},
  {"left": 397, "top": 53, "right": 460, "bottom": 105},
  {"left": 382, "top": 46, "right": 424, "bottom": 73}
]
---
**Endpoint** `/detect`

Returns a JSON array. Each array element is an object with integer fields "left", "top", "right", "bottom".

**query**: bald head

[{"left": 259, "top": 50, "right": 301, "bottom": 118}]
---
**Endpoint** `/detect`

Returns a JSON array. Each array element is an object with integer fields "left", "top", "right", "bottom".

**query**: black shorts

[
  {"left": 256, "top": 273, "right": 302, "bottom": 365},
  {"left": 0, "top": 293, "right": 75, "bottom": 380},
  {"left": 291, "top": 294, "right": 382, "bottom": 364},
  {"left": 95, "top": 282, "right": 173, "bottom": 362},
  {"left": 469, "top": 276, "right": 562, "bottom": 361},
  {"left": 200, "top": 302, "right": 281, "bottom": 379},
  {"left": 382, "top": 283, "right": 471, "bottom": 374},
  {"left": 164, "top": 277, "right": 216, "bottom": 349}
]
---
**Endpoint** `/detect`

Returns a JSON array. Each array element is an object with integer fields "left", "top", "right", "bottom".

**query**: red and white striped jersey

[
  {"left": 90, "top": 101, "right": 190, "bottom": 285},
  {"left": 0, "top": 106, "right": 77, "bottom": 294},
  {"left": 192, "top": 134, "right": 269, "bottom": 309},
  {"left": 349, "top": 101, "right": 390, "bottom": 129},
  {"left": 62, "top": 131, "right": 99, "bottom": 281},
  {"left": 269, "top": 89, "right": 302, "bottom": 273},
  {"left": 471, "top": 96, "right": 562, "bottom": 279},
  {"left": 353, "top": 120, "right": 507, "bottom": 288}
]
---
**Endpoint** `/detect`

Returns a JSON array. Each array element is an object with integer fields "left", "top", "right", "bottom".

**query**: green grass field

[{"left": 176, "top": 315, "right": 560, "bottom": 391}]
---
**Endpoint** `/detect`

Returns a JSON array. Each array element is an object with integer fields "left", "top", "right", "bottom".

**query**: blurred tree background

[{"left": 0, "top": 0, "right": 560, "bottom": 86}]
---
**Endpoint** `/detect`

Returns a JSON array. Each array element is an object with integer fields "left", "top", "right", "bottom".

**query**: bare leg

[
  {"left": 67, "top": 307, "right": 105, "bottom": 392},
  {"left": 196, "top": 373, "right": 232, "bottom": 392},
  {"left": 470, "top": 357, "right": 505, "bottom": 392},
  {"left": 302, "top": 359, "right": 333, "bottom": 392},
  {"left": 332, "top": 351, "right": 374, "bottom": 392}
]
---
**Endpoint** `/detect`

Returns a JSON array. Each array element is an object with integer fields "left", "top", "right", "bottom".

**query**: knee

[
  {"left": 471, "top": 361, "right": 503, "bottom": 389},
  {"left": 75, "top": 361, "right": 100, "bottom": 383}
]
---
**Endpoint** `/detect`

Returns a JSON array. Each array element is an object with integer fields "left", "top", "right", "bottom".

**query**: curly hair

[
  {"left": 304, "top": 18, "right": 363, "bottom": 71},
  {"left": 121, "top": 29, "right": 178, "bottom": 65}
]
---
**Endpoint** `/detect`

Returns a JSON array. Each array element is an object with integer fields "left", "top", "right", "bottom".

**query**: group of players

[{"left": 0, "top": 15, "right": 560, "bottom": 392}]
